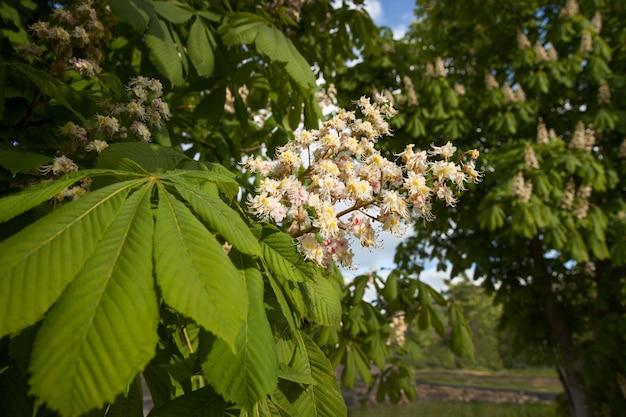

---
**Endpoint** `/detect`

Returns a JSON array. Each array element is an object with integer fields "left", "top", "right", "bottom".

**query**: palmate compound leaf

[
  {"left": 202, "top": 253, "right": 279, "bottom": 411},
  {"left": 0, "top": 177, "right": 146, "bottom": 337},
  {"left": 29, "top": 182, "right": 159, "bottom": 417},
  {"left": 154, "top": 187, "right": 248, "bottom": 350}
]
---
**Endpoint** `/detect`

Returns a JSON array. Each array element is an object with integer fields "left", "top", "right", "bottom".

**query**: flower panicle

[{"left": 242, "top": 96, "right": 481, "bottom": 268}]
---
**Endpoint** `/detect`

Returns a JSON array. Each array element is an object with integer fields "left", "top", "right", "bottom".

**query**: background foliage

[{"left": 327, "top": 0, "right": 626, "bottom": 416}]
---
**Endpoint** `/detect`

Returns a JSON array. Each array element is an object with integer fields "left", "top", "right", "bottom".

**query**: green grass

[
  {"left": 348, "top": 401, "right": 559, "bottom": 417},
  {"left": 413, "top": 368, "right": 563, "bottom": 394}
]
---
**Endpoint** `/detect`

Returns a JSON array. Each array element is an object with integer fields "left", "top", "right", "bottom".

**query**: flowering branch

[{"left": 243, "top": 95, "right": 481, "bottom": 268}]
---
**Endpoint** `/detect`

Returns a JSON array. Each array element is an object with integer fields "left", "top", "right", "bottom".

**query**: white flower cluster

[
  {"left": 402, "top": 76, "right": 419, "bottom": 107},
  {"left": 244, "top": 95, "right": 480, "bottom": 268},
  {"left": 55, "top": 76, "right": 170, "bottom": 152},
  {"left": 537, "top": 120, "right": 558, "bottom": 144},
  {"left": 535, "top": 41, "right": 559, "bottom": 63},
  {"left": 517, "top": 28, "right": 531, "bottom": 50},
  {"left": 569, "top": 121, "right": 595, "bottom": 152},
  {"left": 524, "top": 145, "right": 539, "bottom": 170},
  {"left": 557, "top": 178, "right": 592, "bottom": 219},
  {"left": 41, "top": 76, "right": 170, "bottom": 201},
  {"left": 502, "top": 82, "right": 526, "bottom": 103},
  {"left": 25, "top": 0, "right": 110, "bottom": 78},
  {"left": 511, "top": 171, "right": 533, "bottom": 203},
  {"left": 484, "top": 70, "right": 499, "bottom": 90},
  {"left": 580, "top": 32, "right": 593, "bottom": 54},
  {"left": 559, "top": 0, "right": 580, "bottom": 19},
  {"left": 597, "top": 83, "right": 611, "bottom": 105}
]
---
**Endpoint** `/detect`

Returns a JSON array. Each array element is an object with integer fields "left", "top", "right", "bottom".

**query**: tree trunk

[
  {"left": 530, "top": 239, "right": 590, "bottom": 417},
  {"left": 543, "top": 293, "right": 590, "bottom": 417}
]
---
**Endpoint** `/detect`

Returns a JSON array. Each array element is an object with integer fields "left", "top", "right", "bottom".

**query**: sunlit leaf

[{"left": 29, "top": 183, "right": 159, "bottom": 417}]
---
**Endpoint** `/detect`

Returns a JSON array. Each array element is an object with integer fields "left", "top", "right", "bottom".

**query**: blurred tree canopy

[{"left": 329, "top": 0, "right": 626, "bottom": 416}]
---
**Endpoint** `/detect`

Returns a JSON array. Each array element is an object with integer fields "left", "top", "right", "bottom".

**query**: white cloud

[
  {"left": 392, "top": 24, "right": 407, "bottom": 39},
  {"left": 364, "top": 0, "right": 384, "bottom": 23}
]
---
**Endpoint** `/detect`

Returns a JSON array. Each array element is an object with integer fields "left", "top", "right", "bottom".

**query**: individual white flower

[
  {"left": 314, "top": 203, "right": 340, "bottom": 238},
  {"left": 130, "top": 121, "right": 151, "bottom": 142},
  {"left": 94, "top": 114, "right": 120, "bottom": 136},
  {"left": 70, "top": 57, "right": 100, "bottom": 78},
  {"left": 85, "top": 139, "right": 108, "bottom": 153},
  {"left": 431, "top": 160, "right": 458, "bottom": 181},
  {"left": 429, "top": 141, "right": 457, "bottom": 160},
  {"left": 381, "top": 190, "right": 409, "bottom": 218},
  {"left": 126, "top": 101, "right": 147, "bottom": 120},
  {"left": 40, "top": 155, "right": 78, "bottom": 176},
  {"left": 58, "top": 121, "right": 88, "bottom": 142},
  {"left": 346, "top": 179, "right": 373, "bottom": 202},
  {"left": 297, "top": 233, "right": 326, "bottom": 265},
  {"left": 71, "top": 26, "right": 90, "bottom": 45}
]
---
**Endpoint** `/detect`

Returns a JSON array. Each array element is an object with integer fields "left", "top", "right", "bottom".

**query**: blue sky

[{"left": 361, "top": 0, "right": 416, "bottom": 39}]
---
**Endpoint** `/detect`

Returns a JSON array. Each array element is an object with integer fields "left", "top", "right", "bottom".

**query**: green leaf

[
  {"left": 353, "top": 345, "right": 373, "bottom": 386},
  {"left": 219, "top": 13, "right": 315, "bottom": 88},
  {"left": 146, "top": 14, "right": 184, "bottom": 86},
  {"left": 0, "top": 170, "right": 91, "bottom": 224},
  {"left": 278, "top": 363, "right": 315, "bottom": 385},
  {"left": 29, "top": 183, "right": 159, "bottom": 417},
  {"left": 0, "top": 179, "right": 144, "bottom": 337},
  {"left": 171, "top": 181, "right": 262, "bottom": 257},
  {"left": 383, "top": 271, "right": 398, "bottom": 302},
  {"left": 260, "top": 227, "right": 315, "bottom": 282},
  {"left": 476, "top": 203, "right": 505, "bottom": 231},
  {"left": 302, "top": 275, "right": 342, "bottom": 326},
  {"left": 154, "top": 187, "right": 247, "bottom": 350},
  {"left": 97, "top": 142, "right": 189, "bottom": 173},
  {"left": 277, "top": 332, "right": 347, "bottom": 417},
  {"left": 341, "top": 348, "right": 356, "bottom": 388},
  {"left": 0, "top": 149, "right": 50, "bottom": 177},
  {"left": 203, "top": 258, "right": 279, "bottom": 410},
  {"left": 219, "top": 14, "right": 266, "bottom": 46},
  {"left": 106, "top": 376, "right": 143, "bottom": 417},
  {"left": 194, "top": 83, "right": 226, "bottom": 123},
  {"left": 148, "top": 385, "right": 227, "bottom": 417},
  {"left": 255, "top": 26, "right": 315, "bottom": 88},
  {"left": 188, "top": 16, "right": 215, "bottom": 77},
  {"left": 109, "top": 0, "right": 151, "bottom": 32},
  {"left": 448, "top": 303, "right": 474, "bottom": 361},
  {"left": 6, "top": 62, "right": 96, "bottom": 121},
  {"left": 153, "top": 1, "right": 194, "bottom": 24}
]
